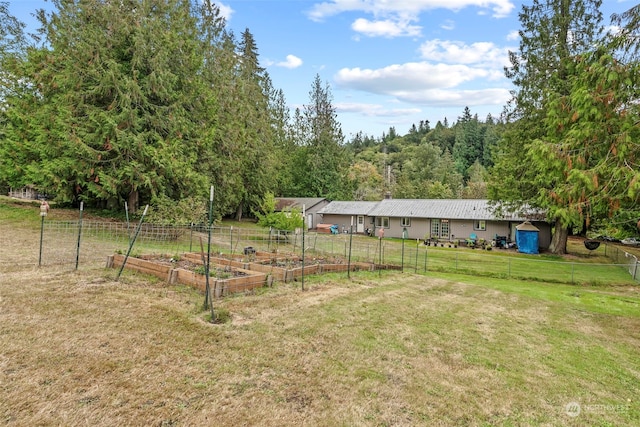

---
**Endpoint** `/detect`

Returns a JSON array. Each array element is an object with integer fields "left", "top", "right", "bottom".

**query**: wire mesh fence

[
  {"left": 600, "top": 243, "right": 640, "bottom": 281},
  {"left": 31, "top": 220, "right": 640, "bottom": 285}
]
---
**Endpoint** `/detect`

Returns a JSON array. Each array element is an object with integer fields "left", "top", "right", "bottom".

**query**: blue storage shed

[{"left": 516, "top": 221, "right": 540, "bottom": 254}]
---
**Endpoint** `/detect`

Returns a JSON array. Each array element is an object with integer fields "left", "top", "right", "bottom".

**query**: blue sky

[{"left": 8, "top": 0, "right": 634, "bottom": 139}]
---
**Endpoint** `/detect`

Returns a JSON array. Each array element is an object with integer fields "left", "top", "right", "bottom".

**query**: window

[
  {"left": 401, "top": 217, "right": 411, "bottom": 227},
  {"left": 440, "top": 219, "right": 450, "bottom": 238},
  {"left": 375, "top": 217, "right": 389, "bottom": 228},
  {"left": 474, "top": 220, "right": 486, "bottom": 231},
  {"left": 431, "top": 219, "right": 440, "bottom": 237},
  {"left": 432, "top": 219, "right": 450, "bottom": 238}
]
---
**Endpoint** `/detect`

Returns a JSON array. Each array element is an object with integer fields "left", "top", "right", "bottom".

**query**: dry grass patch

[{"left": 1, "top": 221, "right": 639, "bottom": 426}]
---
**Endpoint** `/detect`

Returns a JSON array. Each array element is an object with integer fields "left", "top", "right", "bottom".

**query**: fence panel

[{"left": 32, "top": 222, "right": 640, "bottom": 284}]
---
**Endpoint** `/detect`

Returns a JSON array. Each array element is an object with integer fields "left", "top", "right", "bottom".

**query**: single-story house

[
  {"left": 315, "top": 201, "right": 379, "bottom": 234},
  {"left": 318, "top": 199, "right": 551, "bottom": 249},
  {"left": 275, "top": 197, "right": 330, "bottom": 230}
]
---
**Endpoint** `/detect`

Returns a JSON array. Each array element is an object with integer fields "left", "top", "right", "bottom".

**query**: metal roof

[
  {"left": 275, "top": 197, "right": 327, "bottom": 211},
  {"left": 366, "top": 199, "right": 542, "bottom": 221},
  {"left": 317, "top": 201, "right": 379, "bottom": 216}
]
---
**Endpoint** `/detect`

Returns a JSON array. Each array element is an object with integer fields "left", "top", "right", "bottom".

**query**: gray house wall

[
  {"left": 305, "top": 201, "right": 329, "bottom": 229},
  {"left": 317, "top": 199, "right": 551, "bottom": 250},
  {"left": 449, "top": 221, "right": 511, "bottom": 242},
  {"left": 373, "top": 218, "right": 551, "bottom": 249},
  {"left": 319, "top": 213, "right": 374, "bottom": 233},
  {"left": 380, "top": 217, "right": 428, "bottom": 240},
  {"left": 381, "top": 218, "right": 511, "bottom": 242}
]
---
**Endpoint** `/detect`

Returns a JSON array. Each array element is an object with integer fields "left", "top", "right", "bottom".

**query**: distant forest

[{"left": 1, "top": 0, "right": 639, "bottom": 253}]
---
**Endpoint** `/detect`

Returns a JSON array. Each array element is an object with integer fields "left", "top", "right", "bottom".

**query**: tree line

[
  {"left": 0, "top": 0, "right": 350, "bottom": 222},
  {"left": 1, "top": 0, "right": 639, "bottom": 253}
]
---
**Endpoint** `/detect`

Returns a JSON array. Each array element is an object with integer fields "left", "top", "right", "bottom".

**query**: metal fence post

[
  {"left": 38, "top": 214, "right": 45, "bottom": 267},
  {"left": 75, "top": 202, "right": 84, "bottom": 270}
]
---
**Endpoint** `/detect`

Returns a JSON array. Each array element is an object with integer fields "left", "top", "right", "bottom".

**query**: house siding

[
  {"left": 382, "top": 217, "right": 429, "bottom": 240},
  {"left": 320, "top": 214, "right": 373, "bottom": 233},
  {"left": 317, "top": 199, "right": 551, "bottom": 250}
]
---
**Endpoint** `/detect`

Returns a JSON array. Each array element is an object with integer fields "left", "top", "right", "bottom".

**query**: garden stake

[
  {"left": 378, "top": 228, "right": 383, "bottom": 278},
  {"left": 125, "top": 201, "right": 131, "bottom": 245},
  {"left": 38, "top": 200, "right": 49, "bottom": 267},
  {"left": 75, "top": 202, "right": 84, "bottom": 270},
  {"left": 116, "top": 205, "right": 149, "bottom": 281},
  {"left": 401, "top": 235, "right": 405, "bottom": 273},
  {"left": 205, "top": 186, "right": 215, "bottom": 320},
  {"left": 348, "top": 225, "right": 353, "bottom": 279},
  {"left": 189, "top": 223, "right": 194, "bottom": 252},
  {"left": 301, "top": 204, "right": 305, "bottom": 291},
  {"left": 199, "top": 237, "right": 206, "bottom": 267}
]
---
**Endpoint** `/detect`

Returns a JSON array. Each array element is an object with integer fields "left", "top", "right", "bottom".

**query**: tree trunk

[
  {"left": 548, "top": 218, "right": 568, "bottom": 254},
  {"left": 128, "top": 189, "right": 139, "bottom": 214},
  {"left": 235, "top": 204, "right": 243, "bottom": 222}
]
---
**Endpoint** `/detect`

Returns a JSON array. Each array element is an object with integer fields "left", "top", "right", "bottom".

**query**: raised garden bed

[
  {"left": 106, "top": 251, "right": 381, "bottom": 297},
  {"left": 106, "top": 254, "right": 268, "bottom": 297},
  {"left": 182, "top": 252, "right": 376, "bottom": 282}
]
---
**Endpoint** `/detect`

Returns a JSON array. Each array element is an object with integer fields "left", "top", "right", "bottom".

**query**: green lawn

[{"left": 1, "top": 202, "right": 639, "bottom": 425}]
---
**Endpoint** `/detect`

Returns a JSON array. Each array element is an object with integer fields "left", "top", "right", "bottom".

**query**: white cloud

[
  {"left": 396, "top": 88, "right": 511, "bottom": 106},
  {"left": 308, "top": 0, "right": 515, "bottom": 22},
  {"left": 352, "top": 18, "right": 421, "bottom": 37},
  {"left": 418, "top": 39, "right": 511, "bottom": 68},
  {"left": 215, "top": 2, "right": 234, "bottom": 22},
  {"left": 276, "top": 55, "right": 303, "bottom": 69},
  {"left": 334, "top": 62, "right": 511, "bottom": 108},
  {"left": 440, "top": 19, "right": 455, "bottom": 30},
  {"left": 336, "top": 102, "right": 421, "bottom": 117},
  {"left": 506, "top": 30, "right": 519, "bottom": 41},
  {"left": 336, "top": 62, "right": 488, "bottom": 92}
]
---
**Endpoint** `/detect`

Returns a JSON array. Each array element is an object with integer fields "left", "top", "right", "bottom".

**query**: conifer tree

[
  {"left": 293, "top": 74, "right": 348, "bottom": 199},
  {"left": 489, "top": 0, "right": 604, "bottom": 253},
  {"left": 3, "top": 0, "right": 208, "bottom": 210}
]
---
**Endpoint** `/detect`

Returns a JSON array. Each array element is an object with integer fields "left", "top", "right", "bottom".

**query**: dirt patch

[{"left": 141, "top": 255, "right": 249, "bottom": 278}]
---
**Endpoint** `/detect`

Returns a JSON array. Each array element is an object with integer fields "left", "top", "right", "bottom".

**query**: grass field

[{"left": 1, "top": 200, "right": 639, "bottom": 426}]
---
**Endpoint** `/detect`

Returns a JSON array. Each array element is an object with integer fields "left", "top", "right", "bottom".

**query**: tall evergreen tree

[
  {"left": 489, "top": 0, "right": 604, "bottom": 253},
  {"left": 267, "top": 83, "right": 295, "bottom": 197},
  {"left": 292, "top": 74, "right": 348, "bottom": 199},
  {"left": 2, "top": 0, "right": 209, "bottom": 211},
  {"left": 452, "top": 107, "right": 483, "bottom": 179},
  {"left": 229, "top": 28, "right": 276, "bottom": 220}
]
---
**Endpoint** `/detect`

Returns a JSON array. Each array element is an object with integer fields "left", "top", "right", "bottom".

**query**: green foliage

[
  {"left": 0, "top": 0, "right": 505, "bottom": 212},
  {"left": 283, "top": 74, "right": 350, "bottom": 200},
  {"left": 253, "top": 192, "right": 303, "bottom": 231},
  {"left": 145, "top": 195, "right": 207, "bottom": 225},
  {"left": 490, "top": 0, "right": 606, "bottom": 254},
  {"left": 540, "top": 49, "right": 640, "bottom": 233}
]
